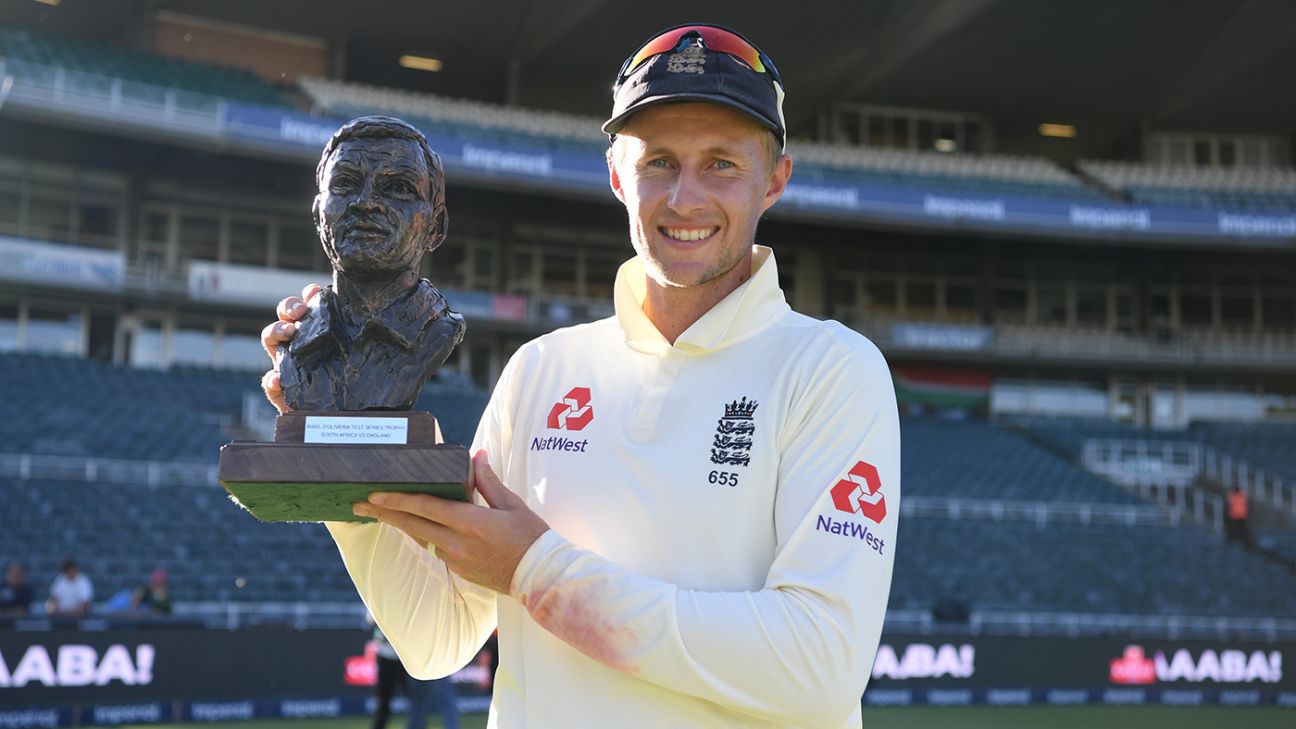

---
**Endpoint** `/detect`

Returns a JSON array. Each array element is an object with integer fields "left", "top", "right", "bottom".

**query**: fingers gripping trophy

[{"left": 218, "top": 116, "right": 471, "bottom": 522}]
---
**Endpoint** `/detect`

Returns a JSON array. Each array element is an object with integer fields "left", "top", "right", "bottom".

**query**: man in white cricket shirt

[{"left": 263, "top": 23, "right": 900, "bottom": 729}]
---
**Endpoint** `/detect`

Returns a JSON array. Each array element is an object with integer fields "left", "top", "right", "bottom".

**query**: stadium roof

[{"left": 8, "top": 0, "right": 1296, "bottom": 158}]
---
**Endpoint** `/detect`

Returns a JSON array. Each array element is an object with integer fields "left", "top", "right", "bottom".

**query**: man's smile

[{"left": 660, "top": 226, "right": 720, "bottom": 243}]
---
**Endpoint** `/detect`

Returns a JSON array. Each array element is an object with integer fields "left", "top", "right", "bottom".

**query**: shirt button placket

[{"left": 629, "top": 350, "right": 680, "bottom": 442}]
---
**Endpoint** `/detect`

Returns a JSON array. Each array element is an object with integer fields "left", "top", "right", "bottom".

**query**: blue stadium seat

[{"left": 0, "top": 27, "right": 288, "bottom": 108}]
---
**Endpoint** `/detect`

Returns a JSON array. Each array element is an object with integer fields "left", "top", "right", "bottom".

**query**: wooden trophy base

[{"left": 218, "top": 411, "right": 470, "bottom": 523}]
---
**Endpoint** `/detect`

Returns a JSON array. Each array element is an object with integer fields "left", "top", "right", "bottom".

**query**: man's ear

[
  {"left": 427, "top": 204, "right": 448, "bottom": 253},
  {"left": 607, "top": 147, "right": 627, "bottom": 204},
  {"left": 311, "top": 196, "right": 326, "bottom": 245},
  {"left": 761, "top": 154, "right": 793, "bottom": 213}
]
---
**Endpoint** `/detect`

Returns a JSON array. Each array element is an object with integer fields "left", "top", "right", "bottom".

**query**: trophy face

[
  {"left": 316, "top": 136, "right": 435, "bottom": 282},
  {"left": 218, "top": 117, "right": 470, "bottom": 522}
]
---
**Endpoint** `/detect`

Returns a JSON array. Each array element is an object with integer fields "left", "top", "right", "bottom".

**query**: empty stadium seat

[
  {"left": 0, "top": 27, "right": 288, "bottom": 108},
  {"left": 900, "top": 416, "right": 1141, "bottom": 503},
  {"left": 0, "top": 352, "right": 488, "bottom": 461},
  {"left": 890, "top": 516, "right": 1296, "bottom": 616}
]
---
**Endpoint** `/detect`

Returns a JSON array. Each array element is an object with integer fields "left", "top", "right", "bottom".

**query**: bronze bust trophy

[
  {"left": 281, "top": 116, "right": 464, "bottom": 411},
  {"left": 218, "top": 116, "right": 471, "bottom": 522}
]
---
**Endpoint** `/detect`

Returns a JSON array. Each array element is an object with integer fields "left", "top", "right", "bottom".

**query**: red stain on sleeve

[{"left": 522, "top": 581, "right": 640, "bottom": 674}]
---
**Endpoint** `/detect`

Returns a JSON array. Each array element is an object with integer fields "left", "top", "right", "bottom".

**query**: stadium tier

[
  {"left": 1011, "top": 416, "right": 1191, "bottom": 460},
  {"left": 1079, "top": 159, "right": 1296, "bottom": 212},
  {"left": 0, "top": 477, "right": 353, "bottom": 604},
  {"left": 1255, "top": 527, "right": 1296, "bottom": 563},
  {"left": 793, "top": 141, "right": 1104, "bottom": 201},
  {"left": 1013, "top": 415, "right": 1296, "bottom": 483},
  {"left": 1190, "top": 421, "right": 1296, "bottom": 482},
  {"left": 299, "top": 76, "right": 602, "bottom": 146},
  {"left": 900, "top": 416, "right": 1141, "bottom": 503},
  {"left": 0, "top": 27, "right": 288, "bottom": 108},
  {"left": 890, "top": 517, "right": 1296, "bottom": 617},
  {"left": 0, "top": 353, "right": 488, "bottom": 460},
  {"left": 4, "top": 352, "right": 1290, "bottom": 624},
  {"left": 0, "top": 353, "right": 250, "bottom": 462},
  {"left": 299, "top": 75, "right": 1104, "bottom": 202}
]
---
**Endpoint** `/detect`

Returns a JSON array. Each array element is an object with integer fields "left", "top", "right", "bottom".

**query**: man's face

[
  {"left": 608, "top": 103, "right": 790, "bottom": 292},
  {"left": 5, "top": 564, "right": 22, "bottom": 585},
  {"left": 315, "top": 137, "right": 436, "bottom": 279}
]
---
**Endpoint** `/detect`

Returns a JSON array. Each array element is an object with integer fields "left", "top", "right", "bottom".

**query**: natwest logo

[
  {"left": 830, "top": 461, "right": 886, "bottom": 524},
  {"left": 1110, "top": 646, "right": 1156, "bottom": 685},
  {"left": 547, "top": 387, "right": 594, "bottom": 431}
]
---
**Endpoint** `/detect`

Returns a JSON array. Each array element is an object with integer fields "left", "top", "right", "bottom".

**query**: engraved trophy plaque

[{"left": 218, "top": 116, "right": 470, "bottom": 522}]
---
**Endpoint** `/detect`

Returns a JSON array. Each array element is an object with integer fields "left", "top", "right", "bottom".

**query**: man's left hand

[{"left": 352, "top": 450, "right": 549, "bottom": 594}]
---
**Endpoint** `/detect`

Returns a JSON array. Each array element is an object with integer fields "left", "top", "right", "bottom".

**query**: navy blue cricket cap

[{"left": 603, "top": 24, "right": 787, "bottom": 150}]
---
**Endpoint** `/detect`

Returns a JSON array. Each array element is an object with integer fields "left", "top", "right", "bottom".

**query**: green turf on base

[{"left": 223, "top": 481, "right": 467, "bottom": 523}]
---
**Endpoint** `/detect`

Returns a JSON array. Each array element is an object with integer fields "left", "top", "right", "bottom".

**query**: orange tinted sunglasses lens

[{"left": 626, "top": 25, "right": 766, "bottom": 75}]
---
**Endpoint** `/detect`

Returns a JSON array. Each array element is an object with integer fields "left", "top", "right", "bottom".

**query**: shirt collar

[
  {"left": 613, "top": 245, "right": 790, "bottom": 355},
  {"left": 291, "top": 280, "right": 449, "bottom": 356}
]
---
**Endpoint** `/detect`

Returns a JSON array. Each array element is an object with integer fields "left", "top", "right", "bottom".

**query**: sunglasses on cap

[{"left": 614, "top": 23, "right": 783, "bottom": 87}]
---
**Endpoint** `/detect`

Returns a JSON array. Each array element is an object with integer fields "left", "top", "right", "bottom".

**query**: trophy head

[{"left": 313, "top": 116, "right": 449, "bottom": 281}]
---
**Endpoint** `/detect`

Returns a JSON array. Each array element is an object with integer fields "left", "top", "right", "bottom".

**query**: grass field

[{"left": 119, "top": 705, "right": 1296, "bottom": 729}]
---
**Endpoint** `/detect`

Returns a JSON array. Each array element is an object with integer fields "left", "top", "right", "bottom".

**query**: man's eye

[
  {"left": 647, "top": 158, "right": 672, "bottom": 169},
  {"left": 387, "top": 181, "right": 417, "bottom": 196},
  {"left": 714, "top": 159, "right": 736, "bottom": 170},
  {"left": 330, "top": 177, "right": 358, "bottom": 192}
]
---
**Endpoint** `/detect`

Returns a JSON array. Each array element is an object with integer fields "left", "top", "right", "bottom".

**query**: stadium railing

[
  {"left": 0, "top": 451, "right": 216, "bottom": 487},
  {"left": 0, "top": 57, "right": 227, "bottom": 136},
  {"left": 899, "top": 496, "right": 1167, "bottom": 527},
  {"left": 1078, "top": 159, "right": 1296, "bottom": 212},
  {"left": 948, "top": 611, "right": 1296, "bottom": 641},
  {"left": 174, "top": 600, "right": 365, "bottom": 630},
  {"left": 14, "top": 602, "right": 1293, "bottom": 640},
  {"left": 881, "top": 608, "right": 1296, "bottom": 641},
  {"left": 1202, "top": 446, "right": 1296, "bottom": 514},
  {"left": 1083, "top": 437, "right": 1296, "bottom": 519}
]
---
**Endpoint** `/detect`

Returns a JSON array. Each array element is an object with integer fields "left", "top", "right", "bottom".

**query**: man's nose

[
  {"left": 350, "top": 176, "right": 382, "bottom": 210},
  {"left": 667, "top": 167, "right": 707, "bottom": 214}
]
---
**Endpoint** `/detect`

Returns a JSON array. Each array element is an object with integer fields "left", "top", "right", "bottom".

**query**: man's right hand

[{"left": 261, "top": 283, "right": 323, "bottom": 414}]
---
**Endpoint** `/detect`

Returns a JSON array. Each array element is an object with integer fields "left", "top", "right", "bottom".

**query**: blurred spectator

[
  {"left": 132, "top": 568, "right": 172, "bottom": 615},
  {"left": 0, "top": 561, "right": 34, "bottom": 616},
  {"left": 46, "top": 559, "right": 93, "bottom": 617},
  {"left": 407, "top": 667, "right": 459, "bottom": 729},
  {"left": 369, "top": 614, "right": 458, "bottom": 729},
  {"left": 1226, "top": 486, "right": 1251, "bottom": 547}
]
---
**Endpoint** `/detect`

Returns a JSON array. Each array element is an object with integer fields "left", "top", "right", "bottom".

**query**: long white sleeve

[{"left": 326, "top": 520, "right": 497, "bottom": 678}]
